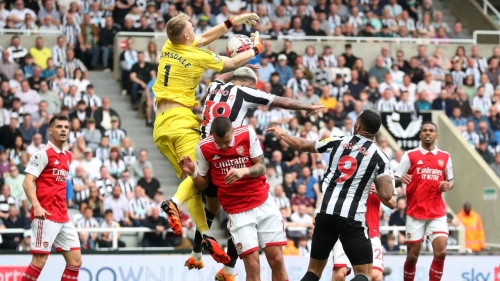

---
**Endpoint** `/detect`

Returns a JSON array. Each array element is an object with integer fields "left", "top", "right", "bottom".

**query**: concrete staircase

[
  {"left": 89, "top": 71, "right": 227, "bottom": 245},
  {"left": 436, "top": 0, "right": 472, "bottom": 38}
]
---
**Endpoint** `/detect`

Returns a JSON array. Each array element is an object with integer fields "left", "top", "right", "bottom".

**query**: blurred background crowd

[{"left": 0, "top": 0, "right": 488, "bottom": 255}]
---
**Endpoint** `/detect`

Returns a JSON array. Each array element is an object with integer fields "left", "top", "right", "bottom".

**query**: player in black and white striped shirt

[{"left": 267, "top": 110, "right": 395, "bottom": 281}]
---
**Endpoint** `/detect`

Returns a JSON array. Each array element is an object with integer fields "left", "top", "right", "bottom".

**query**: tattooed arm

[
  {"left": 376, "top": 175, "right": 395, "bottom": 203},
  {"left": 270, "top": 96, "right": 325, "bottom": 115},
  {"left": 224, "top": 154, "right": 265, "bottom": 184}
]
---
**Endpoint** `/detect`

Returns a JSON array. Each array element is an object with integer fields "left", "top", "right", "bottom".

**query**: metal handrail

[
  {"left": 0, "top": 29, "right": 62, "bottom": 35},
  {"left": 482, "top": 0, "right": 500, "bottom": 23},
  {"left": 0, "top": 225, "right": 465, "bottom": 251},
  {"left": 115, "top": 31, "right": 475, "bottom": 44},
  {"left": 473, "top": 30, "right": 500, "bottom": 45}
]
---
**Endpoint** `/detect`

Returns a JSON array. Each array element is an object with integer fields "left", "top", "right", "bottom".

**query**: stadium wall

[
  {"left": 0, "top": 35, "right": 59, "bottom": 49},
  {"left": 1, "top": 253, "right": 499, "bottom": 281},
  {"left": 111, "top": 36, "right": 500, "bottom": 80},
  {"left": 449, "top": 0, "right": 500, "bottom": 44},
  {"left": 433, "top": 111, "right": 500, "bottom": 245}
]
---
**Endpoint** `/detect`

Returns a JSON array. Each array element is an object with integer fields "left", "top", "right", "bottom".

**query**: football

[{"left": 226, "top": 34, "right": 254, "bottom": 58}]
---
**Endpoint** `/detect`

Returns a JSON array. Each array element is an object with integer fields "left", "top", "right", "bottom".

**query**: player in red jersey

[
  {"left": 21, "top": 114, "right": 82, "bottom": 281},
  {"left": 178, "top": 117, "right": 288, "bottom": 281},
  {"left": 395, "top": 121, "right": 454, "bottom": 281},
  {"left": 332, "top": 184, "right": 397, "bottom": 281}
]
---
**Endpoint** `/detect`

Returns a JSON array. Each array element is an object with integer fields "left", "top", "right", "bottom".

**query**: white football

[{"left": 226, "top": 34, "right": 254, "bottom": 58}]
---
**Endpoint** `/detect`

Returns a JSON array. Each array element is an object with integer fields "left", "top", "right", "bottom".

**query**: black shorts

[
  {"left": 311, "top": 213, "right": 372, "bottom": 266},
  {"left": 204, "top": 182, "right": 218, "bottom": 198}
]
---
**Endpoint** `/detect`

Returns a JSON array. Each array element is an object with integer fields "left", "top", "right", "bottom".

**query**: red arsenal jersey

[
  {"left": 366, "top": 193, "right": 381, "bottom": 239},
  {"left": 25, "top": 142, "right": 72, "bottom": 223},
  {"left": 196, "top": 126, "right": 269, "bottom": 214},
  {"left": 395, "top": 146, "right": 453, "bottom": 220}
]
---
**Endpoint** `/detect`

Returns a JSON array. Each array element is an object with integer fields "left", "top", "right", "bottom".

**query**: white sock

[
  {"left": 191, "top": 250, "right": 202, "bottom": 261},
  {"left": 201, "top": 229, "right": 213, "bottom": 237},
  {"left": 171, "top": 197, "right": 180, "bottom": 207},
  {"left": 223, "top": 265, "right": 234, "bottom": 275}
]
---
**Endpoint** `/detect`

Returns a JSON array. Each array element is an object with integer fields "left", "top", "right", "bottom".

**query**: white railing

[
  {"left": 482, "top": 0, "right": 500, "bottom": 25},
  {"left": 0, "top": 29, "right": 62, "bottom": 35},
  {"left": 473, "top": 30, "right": 500, "bottom": 45},
  {"left": 116, "top": 32, "right": 475, "bottom": 45},
  {"left": 0, "top": 227, "right": 187, "bottom": 250},
  {"left": 0, "top": 225, "right": 465, "bottom": 252}
]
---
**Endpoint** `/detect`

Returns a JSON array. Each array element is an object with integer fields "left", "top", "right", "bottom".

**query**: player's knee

[
  {"left": 434, "top": 247, "right": 447, "bottom": 259},
  {"left": 243, "top": 256, "right": 260, "bottom": 273},
  {"left": 32, "top": 254, "right": 48, "bottom": 268},
  {"left": 267, "top": 251, "right": 284, "bottom": 269},
  {"left": 371, "top": 270, "right": 383, "bottom": 281},
  {"left": 406, "top": 253, "right": 419, "bottom": 263}
]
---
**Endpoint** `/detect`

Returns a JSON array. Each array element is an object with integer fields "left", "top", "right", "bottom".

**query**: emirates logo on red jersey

[
  {"left": 438, "top": 160, "right": 444, "bottom": 167},
  {"left": 236, "top": 146, "right": 245, "bottom": 156}
]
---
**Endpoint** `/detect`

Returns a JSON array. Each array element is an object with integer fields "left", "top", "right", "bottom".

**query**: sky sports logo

[
  {"left": 462, "top": 266, "right": 500, "bottom": 281},
  {"left": 0, "top": 266, "right": 27, "bottom": 280}
]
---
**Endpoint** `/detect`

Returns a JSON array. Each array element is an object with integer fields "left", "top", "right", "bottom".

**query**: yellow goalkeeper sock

[
  {"left": 186, "top": 193, "right": 209, "bottom": 233},
  {"left": 172, "top": 177, "right": 200, "bottom": 206}
]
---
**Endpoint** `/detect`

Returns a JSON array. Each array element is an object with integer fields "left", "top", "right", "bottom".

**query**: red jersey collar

[
  {"left": 214, "top": 135, "right": 235, "bottom": 150},
  {"left": 48, "top": 141, "right": 65, "bottom": 154},
  {"left": 418, "top": 146, "right": 438, "bottom": 155}
]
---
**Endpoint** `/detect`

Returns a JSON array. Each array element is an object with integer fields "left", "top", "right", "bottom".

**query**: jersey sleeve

[
  {"left": 248, "top": 127, "right": 263, "bottom": 158},
  {"left": 314, "top": 136, "right": 342, "bottom": 153},
  {"left": 195, "top": 145, "right": 210, "bottom": 177},
  {"left": 25, "top": 150, "right": 48, "bottom": 178},
  {"left": 394, "top": 152, "right": 410, "bottom": 178},
  {"left": 376, "top": 153, "right": 394, "bottom": 179},
  {"left": 242, "top": 87, "right": 276, "bottom": 107},
  {"left": 445, "top": 155, "right": 454, "bottom": 180},
  {"left": 197, "top": 48, "right": 224, "bottom": 72}
]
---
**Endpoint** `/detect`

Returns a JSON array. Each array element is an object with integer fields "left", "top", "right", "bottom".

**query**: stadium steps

[
  {"left": 88, "top": 71, "right": 180, "bottom": 198},
  {"left": 91, "top": 71, "right": 227, "bottom": 245},
  {"left": 436, "top": 0, "right": 471, "bottom": 37}
]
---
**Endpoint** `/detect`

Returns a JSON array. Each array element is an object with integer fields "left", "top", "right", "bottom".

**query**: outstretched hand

[
  {"left": 230, "top": 13, "right": 260, "bottom": 27},
  {"left": 266, "top": 126, "right": 285, "bottom": 139},
  {"left": 306, "top": 104, "right": 326, "bottom": 116},
  {"left": 178, "top": 156, "right": 196, "bottom": 177}
]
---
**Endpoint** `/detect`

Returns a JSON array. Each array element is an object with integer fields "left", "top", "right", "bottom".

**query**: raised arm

[
  {"left": 266, "top": 126, "right": 317, "bottom": 153},
  {"left": 271, "top": 96, "right": 325, "bottom": 115},
  {"left": 195, "top": 13, "right": 259, "bottom": 47},
  {"left": 222, "top": 32, "right": 264, "bottom": 72}
]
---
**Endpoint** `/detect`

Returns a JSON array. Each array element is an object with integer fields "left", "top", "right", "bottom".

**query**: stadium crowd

[{"left": 0, "top": 0, "right": 489, "bottom": 254}]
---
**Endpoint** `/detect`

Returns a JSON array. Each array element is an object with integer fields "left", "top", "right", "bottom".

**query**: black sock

[
  {"left": 351, "top": 274, "right": 369, "bottom": 281},
  {"left": 192, "top": 208, "right": 217, "bottom": 253},
  {"left": 301, "top": 271, "right": 320, "bottom": 281},
  {"left": 225, "top": 237, "right": 238, "bottom": 267}
]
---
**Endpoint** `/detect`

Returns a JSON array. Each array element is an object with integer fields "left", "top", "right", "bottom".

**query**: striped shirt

[
  {"left": 129, "top": 196, "right": 150, "bottom": 219},
  {"left": 376, "top": 97, "right": 398, "bottom": 112},
  {"left": 62, "top": 94, "right": 81, "bottom": 109},
  {"left": 82, "top": 94, "right": 102, "bottom": 108},
  {"left": 95, "top": 146, "right": 110, "bottom": 163},
  {"left": 50, "top": 78, "right": 71, "bottom": 97},
  {"left": 287, "top": 78, "right": 309, "bottom": 94},
  {"left": 323, "top": 54, "right": 337, "bottom": 68},
  {"left": 398, "top": 18, "right": 416, "bottom": 31},
  {"left": 62, "top": 59, "right": 87, "bottom": 79},
  {"left": 6, "top": 45, "right": 28, "bottom": 64},
  {"left": 0, "top": 194, "right": 17, "bottom": 214},
  {"left": 313, "top": 69, "right": 332, "bottom": 86},
  {"left": 329, "top": 82, "right": 349, "bottom": 102},
  {"left": 450, "top": 70, "right": 467, "bottom": 88},
  {"left": 273, "top": 195, "right": 291, "bottom": 210},
  {"left": 68, "top": 131, "right": 82, "bottom": 147},
  {"left": 201, "top": 80, "right": 275, "bottom": 138},
  {"left": 76, "top": 217, "right": 99, "bottom": 228},
  {"left": 51, "top": 45, "right": 67, "bottom": 66},
  {"left": 315, "top": 135, "right": 393, "bottom": 222},
  {"left": 396, "top": 100, "right": 415, "bottom": 112},
  {"left": 303, "top": 55, "right": 318, "bottom": 72},
  {"left": 60, "top": 23, "right": 81, "bottom": 45},
  {"left": 104, "top": 129, "right": 127, "bottom": 146},
  {"left": 118, "top": 178, "right": 136, "bottom": 197},
  {"left": 72, "top": 176, "right": 90, "bottom": 204},
  {"left": 120, "top": 147, "right": 136, "bottom": 166},
  {"left": 253, "top": 109, "right": 273, "bottom": 133},
  {"left": 95, "top": 178, "right": 115, "bottom": 197}
]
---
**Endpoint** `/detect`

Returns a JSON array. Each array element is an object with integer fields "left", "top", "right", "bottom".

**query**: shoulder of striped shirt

[{"left": 375, "top": 146, "right": 391, "bottom": 163}]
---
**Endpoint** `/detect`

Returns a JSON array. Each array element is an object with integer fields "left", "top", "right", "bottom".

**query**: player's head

[
  {"left": 166, "top": 12, "right": 194, "bottom": 45},
  {"left": 419, "top": 121, "right": 438, "bottom": 145},
  {"left": 211, "top": 117, "right": 234, "bottom": 150},
  {"left": 232, "top": 67, "right": 258, "bottom": 88},
  {"left": 354, "top": 110, "right": 381, "bottom": 137},
  {"left": 48, "top": 114, "right": 70, "bottom": 144}
]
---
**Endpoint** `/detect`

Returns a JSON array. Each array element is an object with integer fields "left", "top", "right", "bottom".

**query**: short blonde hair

[{"left": 166, "top": 13, "right": 191, "bottom": 43}]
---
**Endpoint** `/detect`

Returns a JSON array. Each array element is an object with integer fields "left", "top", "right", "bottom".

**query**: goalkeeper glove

[
  {"left": 250, "top": 32, "right": 263, "bottom": 55},
  {"left": 223, "top": 13, "right": 259, "bottom": 30}
]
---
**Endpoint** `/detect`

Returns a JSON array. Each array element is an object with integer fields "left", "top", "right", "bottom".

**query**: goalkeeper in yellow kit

[{"left": 153, "top": 12, "right": 262, "bottom": 264}]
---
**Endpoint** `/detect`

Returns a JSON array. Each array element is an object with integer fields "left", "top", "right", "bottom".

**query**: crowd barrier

[{"left": 0, "top": 253, "right": 498, "bottom": 281}]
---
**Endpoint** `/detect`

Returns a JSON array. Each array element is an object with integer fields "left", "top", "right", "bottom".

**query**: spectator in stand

[
  {"left": 17, "top": 230, "right": 32, "bottom": 252},
  {"left": 62, "top": 86, "right": 81, "bottom": 110},
  {"left": 469, "top": 107, "right": 489, "bottom": 129},
  {"left": 319, "top": 87, "right": 336, "bottom": 113},
  {"left": 450, "top": 107, "right": 467, "bottom": 132},
  {"left": 129, "top": 52, "right": 153, "bottom": 110},
  {"left": 100, "top": 17, "right": 120, "bottom": 71},
  {"left": 490, "top": 152, "right": 500, "bottom": 176},
  {"left": 82, "top": 85, "right": 102, "bottom": 112},
  {"left": 51, "top": 36, "right": 67, "bottom": 67},
  {"left": 376, "top": 89, "right": 398, "bottom": 112},
  {"left": 38, "top": 82, "right": 60, "bottom": 114},
  {"left": 129, "top": 185, "right": 151, "bottom": 226},
  {"left": 453, "top": 88, "right": 472, "bottom": 118},
  {"left": 389, "top": 197, "right": 407, "bottom": 244},
  {"left": 137, "top": 166, "right": 160, "bottom": 200},
  {"left": 449, "top": 21, "right": 465, "bottom": 39},
  {"left": 94, "top": 97, "right": 120, "bottom": 132},
  {"left": 80, "top": 147, "right": 102, "bottom": 180},
  {"left": 462, "top": 121, "right": 480, "bottom": 148},
  {"left": 142, "top": 206, "right": 169, "bottom": 247},
  {"left": 0, "top": 184, "right": 17, "bottom": 219},
  {"left": 79, "top": 13, "right": 100, "bottom": 70},
  {"left": 104, "top": 147, "right": 126, "bottom": 179},
  {"left": 478, "top": 121, "right": 496, "bottom": 146},
  {"left": 291, "top": 182, "right": 315, "bottom": 214},
  {"left": 0, "top": 117, "right": 21, "bottom": 150},
  {"left": 347, "top": 70, "right": 365, "bottom": 100},
  {"left": 414, "top": 91, "right": 432, "bottom": 112},
  {"left": 76, "top": 207, "right": 99, "bottom": 250},
  {"left": 15, "top": 80, "right": 39, "bottom": 114},
  {"left": 94, "top": 136, "right": 110, "bottom": 163},
  {"left": 0, "top": 150, "right": 9, "bottom": 180},
  {"left": 8, "top": 135, "right": 24, "bottom": 165},
  {"left": 369, "top": 56, "right": 389, "bottom": 83},
  {"left": 379, "top": 72, "right": 401, "bottom": 98},
  {"left": 99, "top": 209, "right": 126, "bottom": 248},
  {"left": 117, "top": 170, "right": 135, "bottom": 200},
  {"left": 390, "top": 150, "right": 403, "bottom": 173},
  {"left": 62, "top": 49, "right": 88, "bottom": 79},
  {"left": 396, "top": 91, "right": 414, "bottom": 112},
  {"left": 275, "top": 54, "right": 293, "bottom": 85},
  {"left": 38, "top": 0, "right": 59, "bottom": 24},
  {"left": 6, "top": 36, "right": 28, "bottom": 64},
  {"left": 487, "top": 58, "right": 500, "bottom": 88},
  {"left": 130, "top": 149, "right": 152, "bottom": 179},
  {"left": 26, "top": 133, "right": 43, "bottom": 155},
  {"left": 288, "top": 204, "right": 314, "bottom": 239},
  {"left": 18, "top": 113, "right": 36, "bottom": 145},
  {"left": 105, "top": 116, "right": 126, "bottom": 146},
  {"left": 1, "top": 205, "right": 29, "bottom": 249},
  {"left": 471, "top": 86, "right": 492, "bottom": 116},
  {"left": 120, "top": 136, "right": 136, "bottom": 166},
  {"left": 61, "top": 13, "right": 83, "bottom": 50},
  {"left": 70, "top": 166, "right": 94, "bottom": 208},
  {"left": 29, "top": 38, "right": 51, "bottom": 70},
  {"left": 477, "top": 140, "right": 494, "bottom": 164},
  {"left": 95, "top": 166, "right": 115, "bottom": 198},
  {"left": 119, "top": 38, "right": 138, "bottom": 95},
  {"left": 383, "top": 233, "right": 400, "bottom": 252},
  {"left": 273, "top": 184, "right": 291, "bottom": 217},
  {"left": 81, "top": 118, "right": 101, "bottom": 150},
  {"left": 258, "top": 54, "right": 275, "bottom": 83},
  {"left": 0, "top": 51, "right": 16, "bottom": 80},
  {"left": 103, "top": 185, "right": 132, "bottom": 226},
  {"left": 266, "top": 165, "right": 282, "bottom": 194},
  {"left": 432, "top": 89, "right": 453, "bottom": 116},
  {"left": 417, "top": 71, "right": 441, "bottom": 102},
  {"left": 456, "top": 202, "right": 486, "bottom": 252}
]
